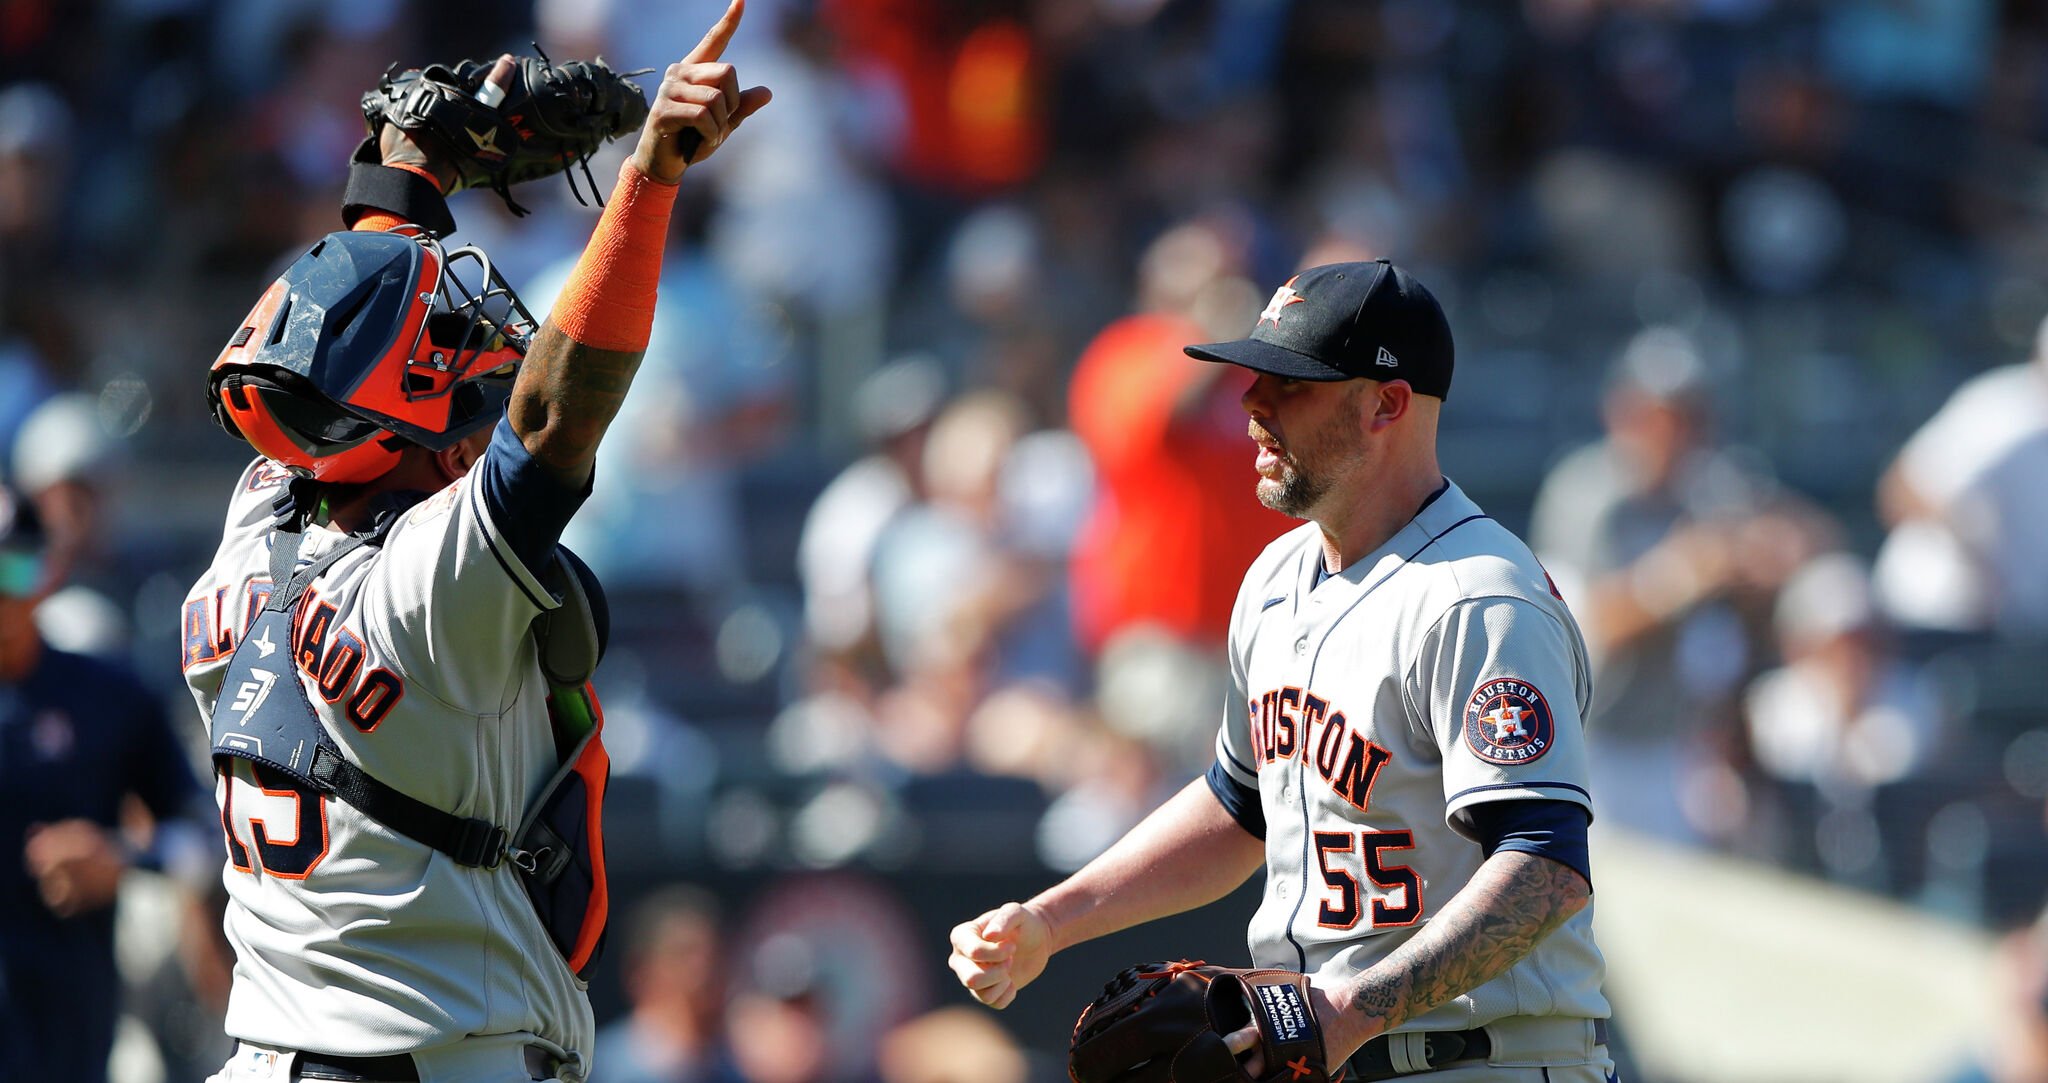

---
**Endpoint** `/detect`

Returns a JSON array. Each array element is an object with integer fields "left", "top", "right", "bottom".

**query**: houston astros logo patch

[{"left": 1462, "top": 678, "right": 1554, "bottom": 765}]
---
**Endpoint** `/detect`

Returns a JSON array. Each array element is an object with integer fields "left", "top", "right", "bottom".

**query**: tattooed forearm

[
  {"left": 507, "top": 321, "right": 645, "bottom": 484},
  {"left": 1343, "top": 852, "right": 1590, "bottom": 1036}
]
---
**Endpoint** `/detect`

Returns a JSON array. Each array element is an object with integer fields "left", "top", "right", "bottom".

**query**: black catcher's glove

[
  {"left": 1069, "top": 960, "right": 1342, "bottom": 1083},
  {"left": 363, "top": 54, "right": 651, "bottom": 215}
]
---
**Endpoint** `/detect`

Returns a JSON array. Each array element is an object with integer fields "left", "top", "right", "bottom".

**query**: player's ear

[
  {"left": 434, "top": 428, "right": 490, "bottom": 481},
  {"left": 435, "top": 445, "right": 464, "bottom": 482},
  {"left": 1367, "top": 379, "right": 1413, "bottom": 433}
]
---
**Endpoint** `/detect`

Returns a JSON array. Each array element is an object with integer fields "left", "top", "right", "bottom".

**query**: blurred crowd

[{"left": 9, "top": 0, "right": 2048, "bottom": 1080}]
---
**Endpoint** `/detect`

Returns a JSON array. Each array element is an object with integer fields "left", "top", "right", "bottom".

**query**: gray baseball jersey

[
  {"left": 180, "top": 458, "right": 593, "bottom": 1060},
  {"left": 1213, "top": 479, "right": 1609, "bottom": 1033}
]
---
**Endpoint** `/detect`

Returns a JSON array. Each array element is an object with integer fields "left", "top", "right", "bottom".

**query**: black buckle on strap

[{"left": 455, "top": 820, "right": 508, "bottom": 869}]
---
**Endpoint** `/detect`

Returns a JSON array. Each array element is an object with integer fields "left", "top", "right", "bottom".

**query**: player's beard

[{"left": 1253, "top": 387, "right": 1366, "bottom": 518}]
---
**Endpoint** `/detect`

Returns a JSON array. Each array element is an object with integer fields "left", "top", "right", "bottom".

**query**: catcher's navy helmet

[{"left": 209, "top": 227, "right": 533, "bottom": 484}]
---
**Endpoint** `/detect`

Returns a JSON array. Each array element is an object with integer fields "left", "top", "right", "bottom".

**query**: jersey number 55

[{"left": 1313, "top": 829, "right": 1421, "bottom": 930}]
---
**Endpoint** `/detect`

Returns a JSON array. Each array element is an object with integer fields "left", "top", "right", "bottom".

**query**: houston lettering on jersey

[
  {"left": 1247, "top": 686, "right": 1391, "bottom": 814},
  {"left": 183, "top": 581, "right": 404, "bottom": 732}
]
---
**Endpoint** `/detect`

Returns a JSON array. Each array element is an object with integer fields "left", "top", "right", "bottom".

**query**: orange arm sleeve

[{"left": 547, "top": 160, "right": 678, "bottom": 353}]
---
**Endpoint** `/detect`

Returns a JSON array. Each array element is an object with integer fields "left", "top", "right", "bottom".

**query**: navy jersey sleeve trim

[
  {"left": 467, "top": 478, "right": 555, "bottom": 611},
  {"left": 1464, "top": 799, "right": 1591, "bottom": 887},
  {"left": 1205, "top": 760, "right": 1265, "bottom": 840},
  {"left": 1446, "top": 780, "right": 1591, "bottom": 804},
  {"left": 1415, "top": 478, "right": 1451, "bottom": 515},
  {"left": 474, "top": 415, "right": 593, "bottom": 577},
  {"left": 1411, "top": 514, "right": 1489, "bottom": 559}
]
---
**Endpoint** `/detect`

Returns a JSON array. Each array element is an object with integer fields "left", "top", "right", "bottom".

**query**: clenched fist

[{"left": 947, "top": 900, "right": 1053, "bottom": 1009}]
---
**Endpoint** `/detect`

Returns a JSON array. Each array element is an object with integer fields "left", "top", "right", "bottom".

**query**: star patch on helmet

[{"left": 1461, "top": 678, "right": 1554, "bottom": 765}]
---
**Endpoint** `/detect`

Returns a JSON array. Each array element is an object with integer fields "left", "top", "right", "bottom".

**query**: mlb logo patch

[{"left": 1461, "top": 678, "right": 1555, "bottom": 765}]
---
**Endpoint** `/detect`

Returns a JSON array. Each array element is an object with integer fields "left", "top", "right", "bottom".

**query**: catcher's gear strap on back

[{"left": 342, "top": 138, "right": 457, "bottom": 237}]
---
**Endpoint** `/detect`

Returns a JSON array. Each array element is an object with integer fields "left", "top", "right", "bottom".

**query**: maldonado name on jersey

[{"left": 182, "top": 582, "right": 404, "bottom": 733}]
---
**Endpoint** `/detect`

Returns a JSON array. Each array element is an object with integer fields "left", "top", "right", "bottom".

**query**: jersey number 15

[
  {"left": 220, "top": 764, "right": 330, "bottom": 879},
  {"left": 1313, "top": 830, "right": 1421, "bottom": 929}
]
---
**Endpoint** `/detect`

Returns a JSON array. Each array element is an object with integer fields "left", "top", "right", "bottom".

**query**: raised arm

[
  {"left": 948, "top": 778, "right": 1265, "bottom": 1009},
  {"left": 508, "top": 0, "right": 771, "bottom": 486}
]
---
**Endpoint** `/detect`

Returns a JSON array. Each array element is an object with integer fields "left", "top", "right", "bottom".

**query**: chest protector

[{"left": 208, "top": 496, "right": 610, "bottom": 978}]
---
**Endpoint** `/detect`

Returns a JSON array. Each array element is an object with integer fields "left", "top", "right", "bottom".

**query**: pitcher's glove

[
  {"left": 1069, "top": 960, "right": 1342, "bottom": 1083},
  {"left": 363, "top": 54, "right": 651, "bottom": 215}
]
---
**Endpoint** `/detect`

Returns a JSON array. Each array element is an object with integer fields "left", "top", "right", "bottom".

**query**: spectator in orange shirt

[{"left": 1068, "top": 220, "right": 1293, "bottom": 654}]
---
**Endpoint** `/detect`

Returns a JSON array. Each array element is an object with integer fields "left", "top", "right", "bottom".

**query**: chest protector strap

[{"left": 211, "top": 517, "right": 511, "bottom": 867}]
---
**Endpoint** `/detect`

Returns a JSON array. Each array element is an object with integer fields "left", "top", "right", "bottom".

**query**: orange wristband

[
  {"left": 390, "top": 163, "right": 443, "bottom": 189},
  {"left": 549, "top": 160, "right": 678, "bottom": 352}
]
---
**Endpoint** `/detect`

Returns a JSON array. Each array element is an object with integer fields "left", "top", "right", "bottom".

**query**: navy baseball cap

[{"left": 1184, "top": 260, "right": 1454, "bottom": 399}]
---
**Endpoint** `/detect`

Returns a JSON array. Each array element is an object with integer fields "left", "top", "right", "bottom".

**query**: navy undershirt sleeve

[
  {"left": 474, "top": 415, "right": 593, "bottom": 575},
  {"left": 1205, "top": 760, "right": 1265, "bottom": 840},
  {"left": 1464, "top": 799, "right": 1591, "bottom": 887}
]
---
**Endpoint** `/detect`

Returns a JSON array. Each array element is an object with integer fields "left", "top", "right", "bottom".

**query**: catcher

[
  {"left": 181, "top": 4, "right": 766, "bottom": 1082},
  {"left": 950, "top": 262, "right": 1614, "bottom": 1083}
]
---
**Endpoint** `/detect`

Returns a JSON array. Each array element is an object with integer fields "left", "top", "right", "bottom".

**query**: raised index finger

[{"left": 684, "top": 0, "right": 746, "bottom": 64}]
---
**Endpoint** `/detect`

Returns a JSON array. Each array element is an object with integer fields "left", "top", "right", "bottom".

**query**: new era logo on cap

[{"left": 1181, "top": 260, "right": 1455, "bottom": 399}]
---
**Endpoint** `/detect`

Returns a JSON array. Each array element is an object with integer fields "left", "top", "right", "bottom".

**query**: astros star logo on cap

[
  {"left": 1184, "top": 260, "right": 1456, "bottom": 398},
  {"left": 1260, "top": 275, "right": 1307, "bottom": 324}
]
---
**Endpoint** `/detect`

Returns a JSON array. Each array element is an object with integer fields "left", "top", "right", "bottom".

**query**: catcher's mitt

[
  {"left": 363, "top": 51, "right": 652, "bottom": 216},
  {"left": 1069, "top": 960, "right": 1341, "bottom": 1083}
]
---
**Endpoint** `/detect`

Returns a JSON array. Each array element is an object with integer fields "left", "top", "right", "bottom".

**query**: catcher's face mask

[{"left": 209, "top": 227, "right": 533, "bottom": 485}]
